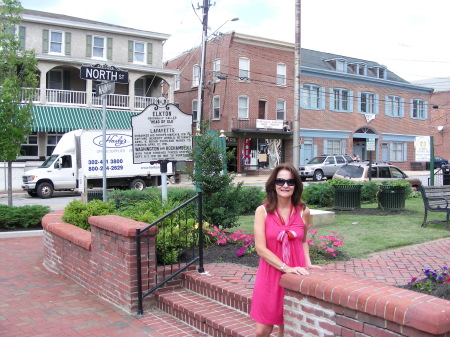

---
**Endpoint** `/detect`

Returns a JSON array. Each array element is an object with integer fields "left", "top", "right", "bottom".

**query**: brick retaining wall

[
  {"left": 42, "top": 211, "right": 156, "bottom": 313},
  {"left": 281, "top": 271, "right": 450, "bottom": 337}
]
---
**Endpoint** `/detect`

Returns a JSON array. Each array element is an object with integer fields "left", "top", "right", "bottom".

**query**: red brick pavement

[{"left": 1, "top": 235, "right": 449, "bottom": 336}]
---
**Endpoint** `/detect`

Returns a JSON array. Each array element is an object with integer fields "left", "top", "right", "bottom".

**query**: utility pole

[
  {"left": 293, "top": 0, "right": 301, "bottom": 168},
  {"left": 196, "top": 0, "right": 211, "bottom": 134}
]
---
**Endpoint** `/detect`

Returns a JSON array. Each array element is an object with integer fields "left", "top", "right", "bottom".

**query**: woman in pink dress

[{"left": 250, "top": 163, "right": 317, "bottom": 337}]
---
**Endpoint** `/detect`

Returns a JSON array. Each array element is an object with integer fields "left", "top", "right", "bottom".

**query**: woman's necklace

[{"left": 276, "top": 204, "right": 293, "bottom": 226}]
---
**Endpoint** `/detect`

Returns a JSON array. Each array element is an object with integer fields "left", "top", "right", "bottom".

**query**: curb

[{"left": 0, "top": 229, "right": 43, "bottom": 239}]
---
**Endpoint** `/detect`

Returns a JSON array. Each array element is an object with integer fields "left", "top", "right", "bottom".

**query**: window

[
  {"left": 92, "top": 36, "right": 106, "bottom": 59},
  {"left": 192, "top": 100, "right": 198, "bottom": 121},
  {"left": 276, "top": 99, "right": 286, "bottom": 120},
  {"left": 20, "top": 133, "right": 38, "bottom": 158},
  {"left": 213, "top": 96, "right": 220, "bottom": 119},
  {"left": 301, "top": 84, "right": 324, "bottom": 110},
  {"left": 134, "top": 41, "right": 145, "bottom": 63},
  {"left": 326, "top": 140, "right": 341, "bottom": 155},
  {"left": 49, "top": 30, "right": 64, "bottom": 54},
  {"left": 330, "top": 88, "right": 352, "bottom": 112},
  {"left": 336, "top": 59, "right": 346, "bottom": 72},
  {"left": 48, "top": 70, "right": 63, "bottom": 89},
  {"left": 192, "top": 65, "right": 200, "bottom": 87},
  {"left": 175, "top": 72, "right": 180, "bottom": 91},
  {"left": 370, "top": 66, "right": 386, "bottom": 79},
  {"left": 46, "top": 133, "right": 64, "bottom": 156},
  {"left": 213, "top": 59, "right": 221, "bottom": 82},
  {"left": 411, "top": 99, "right": 427, "bottom": 120},
  {"left": 390, "top": 142, "right": 405, "bottom": 162},
  {"left": 386, "top": 95, "right": 404, "bottom": 117},
  {"left": 359, "top": 92, "right": 378, "bottom": 114},
  {"left": 238, "top": 58, "right": 249, "bottom": 81},
  {"left": 238, "top": 96, "right": 249, "bottom": 119},
  {"left": 348, "top": 62, "right": 366, "bottom": 76},
  {"left": 277, "top": 63, "right": 286, "bottom": 86}
]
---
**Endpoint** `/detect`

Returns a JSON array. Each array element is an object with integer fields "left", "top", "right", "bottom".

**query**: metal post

[
  {"left": 293, "top": 0, "right": 302, "bottom": 167},
  {"left": 197, "top": 191, "right": 204, "bottom": 273},
  {"left": 430, "top": 136, "right": 435, "bottom": 186},
  {"left": 135, "top": 229, "right": 143, "bottom": 315},
  {"left": 102, "top": 94, "right": 107, "bottom": 201},
  {"left": 159, "top": 160, "right": 168, "bottom": 202}
]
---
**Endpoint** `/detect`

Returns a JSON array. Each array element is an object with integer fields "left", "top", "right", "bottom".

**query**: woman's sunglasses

[{"left": 275, "top": 178, "right": 296, "bottom": 186}]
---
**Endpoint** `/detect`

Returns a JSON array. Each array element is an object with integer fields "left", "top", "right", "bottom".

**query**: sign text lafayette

[{"left": 131, "top": 102, "right": 192, "bottom": 163}]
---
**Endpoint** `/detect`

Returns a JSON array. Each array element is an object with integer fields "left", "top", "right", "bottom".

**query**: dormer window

[
  {"left": 369, "top": 66, "right": 387, "bottom": 79},
  {"left": 348, "top": 62, "right": 366, "bottom": 76},
  {"left": 324, "top": 58, "right": 347, "bottom": 73}
]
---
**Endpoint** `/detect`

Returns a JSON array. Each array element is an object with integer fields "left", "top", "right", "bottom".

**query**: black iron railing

[{"left": 136, "top": 192, "right": 203, "bottom": 315}]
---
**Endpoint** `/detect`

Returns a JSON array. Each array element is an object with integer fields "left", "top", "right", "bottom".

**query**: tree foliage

[{"left": 0, "top": 0, "right": 38, "bottom": 161}]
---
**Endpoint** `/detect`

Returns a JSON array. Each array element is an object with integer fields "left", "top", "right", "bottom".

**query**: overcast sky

[{"left": 20, "top": 0, "right": 450, "bottom": 86}]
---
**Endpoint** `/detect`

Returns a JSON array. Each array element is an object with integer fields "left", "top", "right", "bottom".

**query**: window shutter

[
  {"left": 313, "top": 144, "right": 318, "bottom": 157},
  {"left": 320, "top": 87, "right": 325, "bottom": 110},
  {"left": 348, "top": 91, "right": 354, "bottom": 112},
  {"left": 400, "top": 98, "right": 405, "bottom": 117},
  {"left": 19, "top": 26, "right": 26, "bottom": 50},
  {"left": 341, "top": 140, "right": 346, "bottom": 155},
  {"left": 107, "top": 38, "right": 112, "bottom": 60},
  {"left": 43, "top": 29, "right": 49, "bottom": 54},
  {"left": 389, "top": 143, "right": 393, "bottom": 161},
  {"left": 300, "top": 85, "right": 305, "bottom": 108},
  {"left": 147, "top": 43, "right": 153, "bottom": 64},
  {"left": 65, "top": 32, "right": 71, "bottom": 56},
  {"left": 375, "top": 94, "right": 379, "bottom": 114},
  {"left": 409, "top": 99, "right": 413, "bottom": 118},
  {"left": 323, "top": 140, "right": 328, "bottom": 154},
  {"left": 403, "top": 143, "right": 408, "bottom": 161},
  {"left": 329, "top": 88, "right": 334, "bottom": 110},
  {"left": 357, "top": 92, "right": 362, "bottom": 113},
  {"left": 424, "top": 101, "right": 428, "bottom": 119},
  {"left": 128, "top": 40, "right": 133, "bottom": 62},
  {"left": 86, "top": 35, "right": 92, "bottom": 57},
  {"left": 385, "top": 96, "right": 389, "bottom": 116}
]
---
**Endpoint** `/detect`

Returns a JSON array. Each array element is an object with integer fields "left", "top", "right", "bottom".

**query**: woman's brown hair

[{"left": 264, "top": 163, "right": 305, "bottom": 213}]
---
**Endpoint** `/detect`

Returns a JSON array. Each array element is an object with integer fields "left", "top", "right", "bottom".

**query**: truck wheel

[
  {"left": 27, "top": 191, "right": 38, "bottom": 197},
  {"left": 37, "top": 182, "right": 54, "bottom": 199},
  {"left": 313, "top": 170, "right": 324, "bottom": 181},
  {"left": 129, "top": 179, "right": 146, "bottom": 191}
]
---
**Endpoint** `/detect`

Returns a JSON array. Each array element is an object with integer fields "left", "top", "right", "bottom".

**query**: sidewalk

[{"left": 1, "top": 234, "right": 449, "bottom": 336}]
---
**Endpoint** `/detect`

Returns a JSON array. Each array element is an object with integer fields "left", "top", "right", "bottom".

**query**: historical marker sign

[
  {"left": 131, "top": 100, "right": 192, "bottom": 163},
  {"left": 80, "top": 65, "right": 128, "bottom": 84}
]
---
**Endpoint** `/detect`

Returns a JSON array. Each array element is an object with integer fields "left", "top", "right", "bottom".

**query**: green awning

[{"left": 31, "top": 106, "right": 138, "bottom": 132}]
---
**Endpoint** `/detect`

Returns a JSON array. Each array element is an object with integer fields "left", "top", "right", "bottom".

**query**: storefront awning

[{"left": 31, "top": 106, "right": 138, "bottom": 132}]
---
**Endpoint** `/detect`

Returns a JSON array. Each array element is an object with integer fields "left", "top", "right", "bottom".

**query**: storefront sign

[{"left": 256, "top": 119, "right": 283, "bottom": 129}]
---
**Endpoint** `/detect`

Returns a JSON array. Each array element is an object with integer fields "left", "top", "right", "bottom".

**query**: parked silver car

[{"left": 299, "top": 155, "right": 354, "bottom": 181}]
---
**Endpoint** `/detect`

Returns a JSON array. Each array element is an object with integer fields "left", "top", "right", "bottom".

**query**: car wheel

[
  {"left": 313, "top": 170, "right": 324, "bottom": 181},
  {"left": 129, "top": 179, "right": 146, "bottom": 191},
  {"left": 27, "top": 191, "right": 38, "bottom": 197},
  {"left": 37, "top": 182, "right": 54, "bottom": 199}
]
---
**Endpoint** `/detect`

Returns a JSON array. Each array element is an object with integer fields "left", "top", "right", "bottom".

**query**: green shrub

[
  {"left": 107, "top": 188, "right": 160, "bottom": 209},
  {"left": 303, "top": 183, "right": 334, "bottom": 207},
  {"left": 361, "top": 181, "right": 379, "bottom": 202},
  {"left": 168, "top": 188, "right": 197, "bottom": 203},
  {"left": 62, "top": 199, "right": 115, "bottom": 230},
  {"left": 327, "top": 179, "right": 360, "bottom": 186},
  {"left": 203, "top": 184, "right": 244, "bottom": 229},
  {"left": 0, "top": 204, "right": 50, "bottom": 229},
  {"left": 156, "top": 218, "right": 196, "bottom": 264},
  {"left": 238, "top": 186, "right": 265, "bottom": 214}
]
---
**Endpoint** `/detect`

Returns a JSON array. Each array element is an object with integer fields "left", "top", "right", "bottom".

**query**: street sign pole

[{"left": 102, "top": 92, "right": 107, "bottom": 201}]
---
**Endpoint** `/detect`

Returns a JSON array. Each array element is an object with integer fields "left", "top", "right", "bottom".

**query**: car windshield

[
  {"left": 40, "top": 155, "right": 58, "bottom": 168},
  {"left": 335, "top": 165, "right": 364, "bottom": 178},
  {"left": 307, "top": 157, "right": 326, "bottom": 164}
]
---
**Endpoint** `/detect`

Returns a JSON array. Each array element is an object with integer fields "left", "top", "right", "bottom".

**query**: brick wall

[
  {"left": 42, "top": 211, "right": 157, "bottom": 313},
  {"left": 280, "top": 270, "right": 450, "bottom": 337}
]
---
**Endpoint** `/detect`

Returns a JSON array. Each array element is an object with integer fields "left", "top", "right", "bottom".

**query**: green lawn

[{"left": 235, "top": 197, "right": 450, "bottom": 260}]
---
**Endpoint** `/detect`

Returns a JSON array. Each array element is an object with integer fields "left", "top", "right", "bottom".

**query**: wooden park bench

[{"left": 418, "top": 185, "right": 450, "bottom": 229}]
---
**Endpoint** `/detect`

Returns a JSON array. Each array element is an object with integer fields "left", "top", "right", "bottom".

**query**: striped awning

[{"left": 31, "top": 106, "right": 138, "bottom": 132}]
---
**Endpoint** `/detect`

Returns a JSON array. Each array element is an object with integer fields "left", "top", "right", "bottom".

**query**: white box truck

[{"left": 22, "top": 129, "right": 173, "bottom": 198}]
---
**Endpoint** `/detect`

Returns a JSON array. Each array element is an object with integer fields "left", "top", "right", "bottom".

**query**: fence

[{"left": 136, "top": 192, "right": 203, "bottom": 315}]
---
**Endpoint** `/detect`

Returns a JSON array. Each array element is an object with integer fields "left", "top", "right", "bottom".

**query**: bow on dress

[{"left": 277, "top": 230, "right": 297, "bottom": 265}]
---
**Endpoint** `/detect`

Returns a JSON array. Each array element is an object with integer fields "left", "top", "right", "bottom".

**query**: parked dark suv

[{"left": 299, "top": 155, "right": 354, "bottom": 181}]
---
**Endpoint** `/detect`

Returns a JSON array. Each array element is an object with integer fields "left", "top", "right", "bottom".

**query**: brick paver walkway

[{"left": 1, "top": 235, "right": 449, "bottom": 336}]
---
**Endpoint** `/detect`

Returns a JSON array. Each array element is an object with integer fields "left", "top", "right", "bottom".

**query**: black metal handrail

[{"left": 136, "top": 191, "right": 203, "bottom": 315}]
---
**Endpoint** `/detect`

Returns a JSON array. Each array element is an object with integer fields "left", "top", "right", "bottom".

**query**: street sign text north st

[{"left": 80, "top": 66, "right": 128, "bottom": 84}]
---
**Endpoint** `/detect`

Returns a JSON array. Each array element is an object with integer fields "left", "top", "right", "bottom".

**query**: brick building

[{"left": 165, "top": 32, "right": 434, "bottom": 173}]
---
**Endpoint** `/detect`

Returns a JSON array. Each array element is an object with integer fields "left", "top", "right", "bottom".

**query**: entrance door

[{"left": 301, "top": 141, "right": 314, "bottom": 165}]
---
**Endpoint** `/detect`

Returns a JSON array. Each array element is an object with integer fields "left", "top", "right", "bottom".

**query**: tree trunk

[{"left": 7, "top": 161, "right": 13, "bottom": 206}]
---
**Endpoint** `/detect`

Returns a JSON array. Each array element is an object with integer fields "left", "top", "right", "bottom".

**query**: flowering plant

[
  {"left": 307, "top": 225, "right": 346, "bottom": 260},
  {"left": 204, "top": 226, "right": 255, "bottom": 257},
  {"left": 205, "top": 224, "right": 229, "bottom": 245},
  {"left": 408, "top": 266, "right": 450, "bottom": 292}
]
